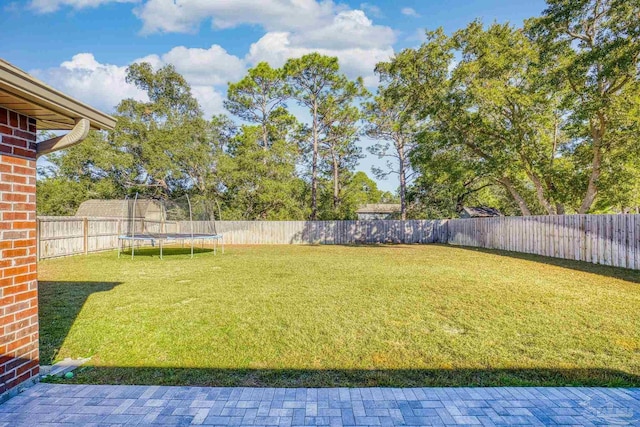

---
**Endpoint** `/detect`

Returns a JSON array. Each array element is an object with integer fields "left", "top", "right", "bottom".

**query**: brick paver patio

[{"left": 0, "top": 383, "right": 638, "bottom": 426}]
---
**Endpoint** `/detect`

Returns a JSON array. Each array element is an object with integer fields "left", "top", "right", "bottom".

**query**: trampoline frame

[{"left": 117, "top": 193, "right": 224, "bottom": 259}]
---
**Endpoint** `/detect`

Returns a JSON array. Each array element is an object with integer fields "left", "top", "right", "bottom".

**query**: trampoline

[{"left": 117, "top": 193, "right": 224, "bottom": 259}]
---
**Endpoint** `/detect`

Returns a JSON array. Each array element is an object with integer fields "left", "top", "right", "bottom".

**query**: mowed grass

[{"left": 38, "top": 244, "right": 640, "bottom": 387}]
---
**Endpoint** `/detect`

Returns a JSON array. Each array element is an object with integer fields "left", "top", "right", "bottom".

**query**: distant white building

[{"left": 356, "top": 204, "right": 401, "bottom": 220}]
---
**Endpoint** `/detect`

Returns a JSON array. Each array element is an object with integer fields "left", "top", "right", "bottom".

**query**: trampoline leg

[
  {"left": 131, "top": 240, "right": 135, "bottom": 260},
  {"left": 160, "top": 240, "right": 163, "bottom": 260},
  {"left": 222, "top": 237, "right": 224, "bottom": 254},
  {"left": 191, "top": 239, "right": 194, "bottom": 259},
  {"left": 214, "top": 239, "right": 217, "bottom": 255},
  {"left": 117, "top": 239, "right": 121, "bottom": 258}
]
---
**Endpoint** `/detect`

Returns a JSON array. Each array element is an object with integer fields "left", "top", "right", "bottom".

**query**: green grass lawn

[{"left": 39, "top": 244, "right": 640, "bottom": 387}]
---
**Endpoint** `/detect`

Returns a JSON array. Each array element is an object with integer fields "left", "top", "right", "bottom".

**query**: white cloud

[
  {"left": 134, "top": 0, "right": 339, "bottom": 34},
  {"left": 32, "top": 53, "right": 147, "bottom": 113},
  {"left": 291, "top": 10, "right": 395, "bottom": 50},
  {"left": 133, "top": 44, "right": 243, "bottom": 116},
  {"left": 29, "top": 0, "right": 137, "bottom": 13},
  {"left": 191, "top": 86, "right": 224, "bottom": 118},
  {"left": 33, "top": 50, "right": 234, "bottom": 117},
  {"left": 147, "top": 4, "right": 394, "bottom": 86},
  {"left": 246, "top": 32, "right": 393, "bottom": 87},
  {"left": 400, "top": 7, "right": 420, "bottom": 17},
  {"left": 27, "top": 1, "right": 397, "bottom": 110},
  {"left": 243, "top": 9, "right": 395, "bottom": 86},
  {"left": 359, "top": 2, "right": 382, "bottom": 18},
  {"left": 136, "top": 44, "right": 245, "bottom": 86}
]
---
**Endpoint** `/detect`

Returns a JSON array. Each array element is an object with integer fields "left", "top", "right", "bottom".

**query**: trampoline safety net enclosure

[{"left": 118, "top": 193, "right": 224, "bottom": 259}]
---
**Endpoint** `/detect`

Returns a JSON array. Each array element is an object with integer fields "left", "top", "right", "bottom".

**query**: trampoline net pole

[
  {"left": 161, "top": 197, "right": 166, "bottom": 234},
  {"left": 187, "top": 195, "right": 194, "bottom": 258},
  {"left": 215, "top": 198, "right": 222, "bottom": 236},
  {"left": 118, "top": 195, "right": 126, "bottom": 259},
  {"left": 131, "top": 193, "right": 138, "bottom": 260}
]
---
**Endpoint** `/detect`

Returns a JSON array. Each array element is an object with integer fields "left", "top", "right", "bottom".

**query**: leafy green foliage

[
  {"left": 375, "top": 1, "right": 639, "bottom": 217},
  {"left": 37, "top": 56, "right": 385, "bottom": 219},
  {"left": 528, "top": 0, "right": 640, "bottom": 213},
  {"left": 36, "top": 2, "right": 639, "bottom": 218},
  {"left": 284, "top": 53, "right": 369, "bottom": 219},
  {"left": 219, "top": 125, "right": 308, "bottom": 220},
  {"left": 364, "top": 93, "right": 420, "bottom": 220},
  {"left": 317, "top": 171, "right": 393, "bottom": 220}
]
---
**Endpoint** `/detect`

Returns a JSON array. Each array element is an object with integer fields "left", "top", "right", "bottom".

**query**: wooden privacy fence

[
  {"left": 36, "top": 215, "right": 640, "bottom": 270},
  {"left": 185, "top": 220, "right": 448, "bottom": 245},
  {"left": 36, "top": 218, "right": 449, "bottom": 260},
  {"left": 446, "top": 215, "right": 640, "bottom": 270}
]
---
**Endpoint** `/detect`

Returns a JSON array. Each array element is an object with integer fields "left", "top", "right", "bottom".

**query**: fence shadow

[
  {"left": 38, "top": 281, "right": 122, "bottom": 365},
  {"left": 451, "top": 245, "right": 640, "bottom": 284},
  {"left": 289, "top": 221, "right": 447, "bottom": 245},
  {"left": 50, "top": 366, "right": 640, "bottom": 388}
]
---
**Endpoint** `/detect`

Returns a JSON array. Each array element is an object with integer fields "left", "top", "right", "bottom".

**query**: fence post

[
  {"left": 36, "top": 218, "right": 40, "bottom": 261},
  {"left": 83, "top": 217, "right": 89, "bottom": 255}
]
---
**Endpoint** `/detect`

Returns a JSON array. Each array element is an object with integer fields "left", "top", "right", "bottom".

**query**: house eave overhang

[{"left": 0, "top": 58, "right": 115, "bottom": 131}]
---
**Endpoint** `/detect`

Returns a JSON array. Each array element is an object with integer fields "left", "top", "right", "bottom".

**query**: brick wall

[{"left": 0, "top": 107, "right": 39, "bottom": 397}]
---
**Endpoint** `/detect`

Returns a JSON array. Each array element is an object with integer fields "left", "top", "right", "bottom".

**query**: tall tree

[
  {"left": 450, "top": 21, "right": 569, "bottom": 214},
  {"left": 285, "top": 53, "right": 354, "bottom": 220},
  {"left": 224, "top": 63, "right": 305, "bottom": 218},
  {"left": 220, "top": 124, "right": 308, "bottom": 220},
  {"left": 529, "top": 0, "right": 640, "bottom": 213},
  {"left": 115, "top": 62, "right": 208, "bottom": 198},
  {"left": 317, "top": 78, "right": 368, "bottom": 214},
  {"left": 363, "top": 94, "right": 420, "bottom": 220},
  {"left": 375, "top": 29, "right": 532, "bottom": 216},
  {"left": 225, "top": 62, "right": 290, "bottom": 149},
  {"left": 37, "top": 129, "right": 134, "bottom": 214}
]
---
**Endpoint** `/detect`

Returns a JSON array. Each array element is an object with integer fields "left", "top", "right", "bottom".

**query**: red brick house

[{"left": 0, "top": 59, "right": 114, "bottom": 399}]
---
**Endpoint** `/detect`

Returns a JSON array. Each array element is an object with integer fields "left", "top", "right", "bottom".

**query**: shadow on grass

[
  {"left": 294, "top": 244, "right": 414, "bottom": 249},
  {"left": 48, "top": 366, "right": 640, "bottom": 388},
  {"left": 450, "top": 245, "right": 640, "bottom": 284},
  {"left": 118, "top": 247, "right": 215, "bottom": 258},
  {"left": 38, "top": 281, "right": 122, "bottom": 365}
]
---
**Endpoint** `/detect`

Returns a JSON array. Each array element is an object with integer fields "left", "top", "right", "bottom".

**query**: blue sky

[{"left": 2, "top": 0, "right": 547, "bottom": 191}]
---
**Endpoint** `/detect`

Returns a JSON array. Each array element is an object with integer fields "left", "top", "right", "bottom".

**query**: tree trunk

[
  {"left": 332, "top": 152, "right": 339, "bottom": 212},
  {"left": 526, "top": 170, "right": 556, "bottom": 215},
  {"left": 578, "top": 115, "right": 605, "bottom": 214},
  {"left": 261, "top": 123, "right": 269, "bottom": 150},
  {"left": 398, "top": 141, "right": 407, "bottom": 220},
  {"left": 261, "top": 100, "right": 269, "bottom": 150},
  {"left": 310, "top": 100, "right": 319, "bottom": 220},
  {"left": 578, "top": 146, "right": 602, "bottom": 214},
  {"left": 497, "top": 177, "right": 531, "bottom": 216}
]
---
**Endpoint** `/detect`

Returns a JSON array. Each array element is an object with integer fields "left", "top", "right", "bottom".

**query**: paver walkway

[{"left": 0, "top": 383, "right": 638, "bottom": 426}]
